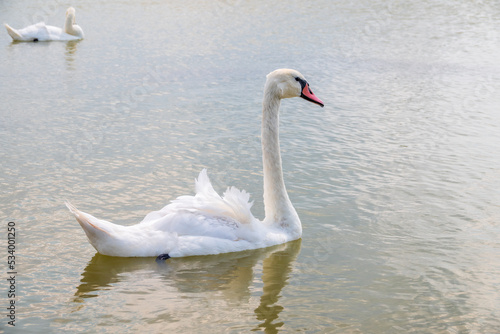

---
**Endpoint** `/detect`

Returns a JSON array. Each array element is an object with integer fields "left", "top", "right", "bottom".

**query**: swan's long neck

[
  {"left": 261, "top": 89, "right": 301, "bottom": 236},
  {"left": 63, "top": 11, "right": 77, "bottom": 35}
]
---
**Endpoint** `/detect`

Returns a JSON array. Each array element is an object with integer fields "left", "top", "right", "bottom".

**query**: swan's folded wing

[
  {"left": 146, "top": 169, "right": 256, "bottom": 226},
  {"left": 221, "top": 186, "right": 254, "bottom": 225},
  {"left": 17, "top": 22, "right": 51, "bottom": 41},
  {"left": 179, "top": 169, "right": 255, "bottom": 224},
  {"left": 46, "top": 25, "right": 64, "bottom": 40}
]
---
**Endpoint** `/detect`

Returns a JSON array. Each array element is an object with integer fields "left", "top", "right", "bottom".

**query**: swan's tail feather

[
  {"left": 66, "top": 202, "right": 176, "bottom": 257},
  {"left": 66, "top": 201, "right": 113, "bottom": 236},
  {"left": 65, "top": 201, "right": 117, "bottom": 255},
  {"left": 5, "top": 24, "right": 22, "bottom": 41}
]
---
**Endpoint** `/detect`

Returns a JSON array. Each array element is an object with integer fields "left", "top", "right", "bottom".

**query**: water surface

[{"left": 1, "top": 0, "right": 499, "bottom": 332}]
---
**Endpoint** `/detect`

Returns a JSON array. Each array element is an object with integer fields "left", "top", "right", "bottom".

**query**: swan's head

[
  {"left": 265, "top": 69, "right": 324, "bottom": 107},
  {"left": 66, "top": 7, "right": 76, "bottom": 22}
]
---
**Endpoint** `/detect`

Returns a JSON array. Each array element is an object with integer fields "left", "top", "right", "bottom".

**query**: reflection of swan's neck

[{"left": 261, "top": 89, "right": 300, "bottom": 235}]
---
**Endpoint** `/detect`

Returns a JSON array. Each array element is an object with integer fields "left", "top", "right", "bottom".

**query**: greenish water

[{"left": 1, "top": 0, "right": 499, "bottom": 332}]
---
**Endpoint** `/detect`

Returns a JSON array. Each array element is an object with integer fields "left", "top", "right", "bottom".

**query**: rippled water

[{"left": 1, "top": 0, "right": 499, "bottom": 332}]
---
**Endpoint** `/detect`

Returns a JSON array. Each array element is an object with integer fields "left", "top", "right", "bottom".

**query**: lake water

[{"left": 1, "top": 0, "right": 499, "bottom": 332}]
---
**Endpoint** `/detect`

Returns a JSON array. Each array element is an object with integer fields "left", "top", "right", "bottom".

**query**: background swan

[
  {"left": 5, "top": 7, "right": 83, "bottom": 42},
  {"left": 67, "top": 69, "right": 324, "bottom": 258}
]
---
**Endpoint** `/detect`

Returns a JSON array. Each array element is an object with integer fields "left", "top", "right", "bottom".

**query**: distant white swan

[
  {"left": 5, "top": 7, "right": 83, "bottom": 42},
  {"left": 67, "top": 69, "right": 324, "bottom": 258}
]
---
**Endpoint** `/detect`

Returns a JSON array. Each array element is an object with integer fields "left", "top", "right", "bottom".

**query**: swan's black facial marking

[
  {"left": 33, "top": 38, "right": 39, "bottom": 42},
  {"left": 155, "top": 253, "right": 171, "bottom": 262},
  {"left": 295, "top": 76, "right": 305, "bottom": 87},
  {"left": 295, "top": 77, "right": 310, "bottom": 93}
]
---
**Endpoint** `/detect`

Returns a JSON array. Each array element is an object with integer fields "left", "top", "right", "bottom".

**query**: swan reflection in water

[
  {"left": 64, "top": 40, "right": 81, "bottom": 71},
  {"left": 74, "top": 239, "right": 301, "bottom": 332}
]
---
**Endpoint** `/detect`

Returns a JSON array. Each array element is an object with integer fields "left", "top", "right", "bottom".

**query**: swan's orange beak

[{"left": 300, "top": 82, "right": 324, "bottom": 107}]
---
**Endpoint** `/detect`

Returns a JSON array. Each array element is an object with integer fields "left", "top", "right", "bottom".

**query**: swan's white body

[
  {"left": 5, "top": 7, "right": 83, "bottom": 42},
  {"left": 67, "top": 69, "right": 324, "bottom": 258}
]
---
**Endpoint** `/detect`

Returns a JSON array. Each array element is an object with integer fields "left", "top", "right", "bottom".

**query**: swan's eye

[{"left": 295, "top": 77, "right": 307, "bottom": 90}]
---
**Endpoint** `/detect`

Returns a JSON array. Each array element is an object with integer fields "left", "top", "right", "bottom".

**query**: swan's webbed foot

[{"left": 155, "top": 253, "right": 171, "bottom": 262}]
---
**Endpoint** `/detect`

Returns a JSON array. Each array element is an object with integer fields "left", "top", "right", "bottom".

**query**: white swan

[
  {"left": 5, "top": 7, "right": 83, "bottom": 42},
  {"left": 67, "top": 69, "right": 324, "bottom": 258}
]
